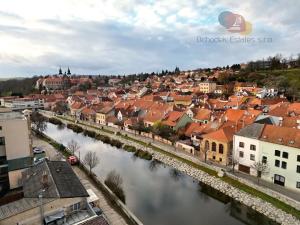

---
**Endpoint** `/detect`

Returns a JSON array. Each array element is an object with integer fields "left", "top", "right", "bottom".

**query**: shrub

[
  {"left": 134, "top": 149, "right": 152, "bottom": 160},
  {"left": 123, "top": 145, "right": 136, "bottom": 152},
  {"left": 83, "top": 130, "right": 96, "bottom": 138},
  {"left": 67, "top": 123, "right": 83, "bottom": 133},
  {"left": 110, "top": 139, "right": 123, "bottom": 148},
  {"left": 48, "top": 117, "right": 63, "bottom": 125}
]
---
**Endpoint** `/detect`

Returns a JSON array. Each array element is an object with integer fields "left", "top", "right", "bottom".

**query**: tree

[
  {"left": 31, "top": 111, "right": 47, "bottom": 132},
  {"left": 251, "top": 161, "right": 269, "bottom": 184},
  {"left": 67, "top": 139, "right": 80, "bottom": 155},
  {"left": 52, "top": 101, "right": 68, "bottom": 114},
  {"left": 104, "top": 170, "right": 125, "bottom": 203},
  {"left": 84, "top": 151, "right": 100, "bottom": 175}
]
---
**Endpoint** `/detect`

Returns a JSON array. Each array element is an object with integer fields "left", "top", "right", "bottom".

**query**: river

[{"left": 43, "top": 122, "right": 278, "bottom": 225}]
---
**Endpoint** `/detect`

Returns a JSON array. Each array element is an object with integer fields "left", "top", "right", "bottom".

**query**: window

[
  {"left": 219, "top": 144, "right": 224, "bottom": 154},
  {"left": 297, "top": 155, "right": 300, "bottom": 162},
  {"left": 212, "top": 156, "right": 216, "bottom": 160},
  {"left": 71, "top": 202, "right": 81, "bottom": 211},
  {"left": 281, "top": 161, "right": 287, "bottom": 169},
  {"left": 297, "top": 166, "right": 300, "bottom": 173},
  {"left": 282, "top": 152, "right": 288, "bottom": 159},
  {"left": 275, "top": 150, "right": 280, "bottom": 157},
  {"left": 250, "top": 154, "right": 255, "bottom": 161},
  {"left": 239, "top": 142, "right": 244, "bottom": 148},
  {"left": 250, "top": 144, "right": 256, "bottom": 151},
  {"left": 275, "top": 160, "right": 280, "bottom": 167},
  {"left": 262, "top": 156, "right": 267, "bottom": 164},
  {"left": 219, "top": 158, "right": 222, "bottom": 162},
  {"left": 297, "top": 182, "right": 300, "bottom": 189},
  {"left": 212, "top": 142, "right": 216, "bottom": 152},
  {"left": 0, "top": 126, "right": 2, "bottom": 131},
  {"left": 239, "top": 151, "right": 244, "bottom": 158},
  {"left": 0, "top": 137, "right": 5, "bottom": 145},
  {"left": 205, "top": 141, "right": 209, "bottom": 151}
]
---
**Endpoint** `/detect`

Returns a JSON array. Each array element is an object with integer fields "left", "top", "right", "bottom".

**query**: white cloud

[{"left": 0, "top": 0, "right": 299, "bottom": 77}]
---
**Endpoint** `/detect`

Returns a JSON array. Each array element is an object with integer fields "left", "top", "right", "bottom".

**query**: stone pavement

[{"left": 32, "top": 136, "right": 129, "bottom": 225}]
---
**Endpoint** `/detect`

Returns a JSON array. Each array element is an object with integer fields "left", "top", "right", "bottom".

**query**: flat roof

[{"left": 0, "top": 111, "right": 25, "bottom": 120}]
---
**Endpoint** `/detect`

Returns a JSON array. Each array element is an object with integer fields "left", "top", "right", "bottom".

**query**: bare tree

[
  {"left": 105, "top": 170, "right": 125, "bottom": 203},
  {"left": 251, "top": 161, "right": 269, "bottom": 184},
  {"left": 105, "top": 170, "right": 123, "bottom": 189},
  {"left": 84, "top": 151, "right": 99, "bottom": 175},
  {"left": 31, "top": 111, "right": 47, "bottom": 132},
  {"left": 67, "top": 139, "right": 80, "bottom": 155}
]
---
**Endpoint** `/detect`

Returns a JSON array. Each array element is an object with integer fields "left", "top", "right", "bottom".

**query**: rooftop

[{"left": 0, "top": 111, "right": 25, "bottom": 120}]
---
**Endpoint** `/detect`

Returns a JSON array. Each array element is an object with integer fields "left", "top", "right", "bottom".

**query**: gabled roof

[
  {"left": 162, "top": 111, "right": 184, "bottom": 127},
  {"left": 260, "top": 125, "right": 300, "bottom": 148},
  {"left": 71, "top": 101, "right": 84, "bottom": 110},
  {"left": 194, "top": 108, "right": 211, "bottom": 121},
  {"left": 236, "top": 123, "right": 265, "bottom": 139},
  {"left": 202, "top": 126, "right": 236, "bottom": 143}
]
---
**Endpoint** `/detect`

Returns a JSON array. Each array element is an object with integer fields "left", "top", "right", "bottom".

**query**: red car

[{"left": 68, "top": 156, "right": 79, "bottom": 165}]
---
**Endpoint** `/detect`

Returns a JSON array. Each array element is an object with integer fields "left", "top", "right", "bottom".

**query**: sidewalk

[{"left": 33, "top": 136, "right": 129, "bottom": 225}]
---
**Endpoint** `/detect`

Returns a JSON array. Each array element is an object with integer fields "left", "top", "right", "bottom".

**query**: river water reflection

[{"left": 44, "top": 123, "right": 277, "bottom": 225}]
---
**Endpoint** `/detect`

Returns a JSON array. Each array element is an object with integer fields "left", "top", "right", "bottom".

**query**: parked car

[
  {"left": 67, "top": 156, "right": 79, "bottom": 165},
  {"left": 33, "top": 147, "right": 45, "bottom": 154},
  {"left": 33, "top": 157, "right": 48, "bottom": 165},
  {"left": 92, "top": 207, "right": 103, "bottom": 216}
]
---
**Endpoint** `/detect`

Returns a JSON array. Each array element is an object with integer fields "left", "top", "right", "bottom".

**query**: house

[
  {"left": 162, "top": 111, "right": 193, "bottom": 131},
  {"left": 175, "top": 139, "right": 195, "bottom": 155},
  {"left": 233, "top": 124, "right": 300, "bottom": 192},
  {"left": 70, "top": 102, "right": 85, "bottom": 119},
  {"left": 201, "top": 126, "right": 236, "bottom": 165},
  {"left": 0, "top": 160, "right": 100, "bottom": 225},
  {"left": 234, "top": 82, "right": 257, "bottom": 94},
  {"left": 80, "top": 107, "right": 96, "bottom": 122},
  {"left": 233, "top": 123, "right": 265, "bottom": 174},
  {"left": 173, "top": 95, "right": 192, "bottom": 106},
  {"left": 96, "top": 106, "right": 114, "bottom": 125},
  {"left": 193, "top": 108, "right": 211, "bottom": 124},
  {"left": 259, "top": 125, "right": 300, "bottom": 191}
]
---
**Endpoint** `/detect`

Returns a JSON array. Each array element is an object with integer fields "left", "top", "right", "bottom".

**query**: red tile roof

[
  {"left": 202, "top": 126, "right": 236, "bottom": 143},
  {"left": 162, "top": 111, "right": 184, "bottom": 127},
  {"left": 260, "top": 125, "right": 300, "bottom": 148}
]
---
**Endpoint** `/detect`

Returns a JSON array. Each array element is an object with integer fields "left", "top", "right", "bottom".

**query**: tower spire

[{"left": 59, "top": 67, "right": 62, "bottom": 75}]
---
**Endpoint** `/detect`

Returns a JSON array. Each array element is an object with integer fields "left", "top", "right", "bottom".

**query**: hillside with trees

[{"left": 0, "top": 76, "right": 40, "bottom": 97}]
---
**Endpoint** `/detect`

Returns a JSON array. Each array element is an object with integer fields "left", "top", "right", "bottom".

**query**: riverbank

[
  {"left": 33, "top": 130, "right": 143, "bottom": 225},
  {"left": 42, "top": 114, "right": 300, "bottom": 225}
]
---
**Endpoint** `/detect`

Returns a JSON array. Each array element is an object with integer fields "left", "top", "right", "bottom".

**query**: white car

[{"left": 33, "top": 147, "right": 45, "bottom": 154}]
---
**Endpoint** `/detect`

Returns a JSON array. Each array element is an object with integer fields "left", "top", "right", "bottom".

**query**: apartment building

[
  {"left": 199, "top": 81, "right": 217, "bottom": 93},
  {"left": 234, "top": 123, "right": 300, "bottom": 191},
  {"left": 0, "top": 97, "right": 44, "bottom": 111},
  {"left": 0, "top": 110, "right": 33, "bottom": 195}
]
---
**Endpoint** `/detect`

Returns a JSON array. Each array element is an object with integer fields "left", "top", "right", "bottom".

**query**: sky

[{"left": 0, "top": 0, "right": 299, "bottom": 77}]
